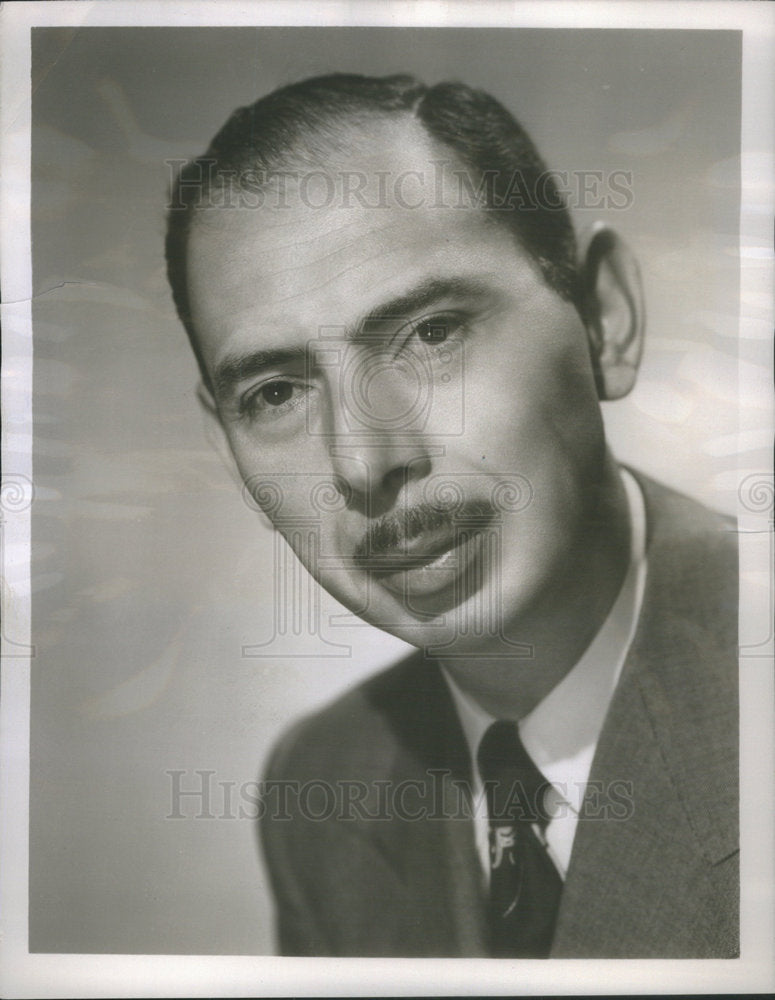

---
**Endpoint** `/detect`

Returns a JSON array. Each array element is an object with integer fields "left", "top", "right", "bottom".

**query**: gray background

[{"left": 29, "top": 27, "right": 744, "bottom": 953}]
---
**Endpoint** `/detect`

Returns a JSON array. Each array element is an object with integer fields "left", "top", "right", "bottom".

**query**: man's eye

[
  {"left": 241, "top": 379, "right": 305, "bottom": 421},
  {"left": 396, "top": 313, "right": 467, "bottom": 356},
  {"left": 261, "top": 381, "right": 294, "bottom": 406},
  {"left": 413, "top": 317, "right": 454, "bottom": 344}
]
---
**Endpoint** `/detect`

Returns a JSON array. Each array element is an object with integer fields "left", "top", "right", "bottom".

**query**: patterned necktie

[{"left": 477, "top": 720, "right": 563, "bottom": 958}]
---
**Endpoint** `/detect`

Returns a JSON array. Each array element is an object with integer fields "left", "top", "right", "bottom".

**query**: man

[{"left": 165, "top": 74, "right": 738, "bottom": 958}]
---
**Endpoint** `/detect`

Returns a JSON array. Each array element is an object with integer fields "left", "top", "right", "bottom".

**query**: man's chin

[{"left": 326, "top": 574, "right": 528, "bottom": 657}]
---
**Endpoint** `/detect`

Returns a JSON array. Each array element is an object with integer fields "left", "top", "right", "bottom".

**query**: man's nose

[
  {"left": 322, "top": 347, "right": 439, "bottom": 514},
  {"left": 328, "top": 433, "right": 435, "bottom": 518}
]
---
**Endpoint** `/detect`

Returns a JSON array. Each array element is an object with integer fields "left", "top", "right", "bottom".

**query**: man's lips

[
  {"left": 357, "top": 526, "right": 485, "bottom": 597},
  {"left": 356, "top": 525, "right": 464, "bottom": 572},
  {"left": 350, "top": 499, "right": 496, "bottom": 599}
]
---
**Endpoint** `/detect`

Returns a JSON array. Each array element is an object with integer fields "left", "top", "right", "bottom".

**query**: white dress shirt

[{"left": 441, "top": 469, "right": 647, "bottom": 881}]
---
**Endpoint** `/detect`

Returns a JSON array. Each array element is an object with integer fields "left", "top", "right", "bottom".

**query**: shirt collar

[{"left": 442, "top": 468, "right": 647, "bottom": 814}]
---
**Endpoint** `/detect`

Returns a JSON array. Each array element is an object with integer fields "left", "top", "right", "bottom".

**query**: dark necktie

[{"left": 477, "top": 720, "right": 563, "bottom": 958}]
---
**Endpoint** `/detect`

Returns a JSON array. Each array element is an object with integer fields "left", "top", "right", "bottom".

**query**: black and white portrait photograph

[{"left": 1, "top": 1, "right": 773, "bottom": 996}]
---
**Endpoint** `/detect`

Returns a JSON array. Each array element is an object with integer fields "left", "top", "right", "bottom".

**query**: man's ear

[
  {"left": 581, "top": 224, "right": 645, "bottom": 401},
  {"left": 196, "top": 382, "right": 245, "bottom": 491}
]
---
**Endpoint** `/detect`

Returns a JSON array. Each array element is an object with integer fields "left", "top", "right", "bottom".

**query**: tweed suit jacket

[{"left": 259, "top": 474, "right": 739, "bottom": 957}]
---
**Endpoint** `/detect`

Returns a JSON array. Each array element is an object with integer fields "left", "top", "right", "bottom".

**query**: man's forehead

[
  {"left": 188, "top": 208, "right": 515, "bottom": 359},
  {"left": 188, "top": 152, "right": 501, "bottom": 303}
]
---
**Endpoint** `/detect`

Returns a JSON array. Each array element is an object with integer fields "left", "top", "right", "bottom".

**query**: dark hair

[{"left": 166, "top": 73, "right": 580, "bottom": 386}]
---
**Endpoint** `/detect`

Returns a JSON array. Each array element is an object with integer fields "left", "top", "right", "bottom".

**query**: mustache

[{"left": 354, "top": 499, "right": 496, "bottom": 562}]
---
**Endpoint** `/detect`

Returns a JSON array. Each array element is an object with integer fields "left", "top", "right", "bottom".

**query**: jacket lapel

[
  {"left": 361, "top": 657, "right": 489, "bottom": 956},
  {"left": 552, "top": 475, "right": 738, "bottom": 957}
]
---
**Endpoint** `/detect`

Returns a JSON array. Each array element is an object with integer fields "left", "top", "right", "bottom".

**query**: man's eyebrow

[
  {"left": 213, "top": 276, "right": 492, "bottom": 398},
  {"left": 346, "top": 276, "right": 492, "bottom": 340},
  {"left": 214, "top": 346, "right": 307, "bottom": 399}
]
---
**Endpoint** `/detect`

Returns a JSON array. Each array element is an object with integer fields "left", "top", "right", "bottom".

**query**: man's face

[{"left": 187, "top": 120, "right": 607, "bottom": 652}]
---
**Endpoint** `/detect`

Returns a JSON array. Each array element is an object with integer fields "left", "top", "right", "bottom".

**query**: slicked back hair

[{"left": 166, "top": 73, "right": 581, "bottom": 387}]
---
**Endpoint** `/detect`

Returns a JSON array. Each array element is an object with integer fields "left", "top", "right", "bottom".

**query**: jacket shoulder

[
  {"left": 263, "top": 651, "right": 450, "bottom": 786},
  {"left": 633, "top": 471, "right": 737, "bottom": 642}
]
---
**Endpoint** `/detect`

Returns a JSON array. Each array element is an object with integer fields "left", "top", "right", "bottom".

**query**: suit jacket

[{"left": 259, "top": 474, "right": 739, "bottom": 957}]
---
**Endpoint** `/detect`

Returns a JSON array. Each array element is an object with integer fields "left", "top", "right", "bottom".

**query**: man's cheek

[{"left": 277, "top": 510, "right": 338, "bottom": 566}]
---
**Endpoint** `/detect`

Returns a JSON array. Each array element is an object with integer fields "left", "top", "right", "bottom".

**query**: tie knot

[{"left": 477, "top": 720, "right": 551, "bottom": 827}]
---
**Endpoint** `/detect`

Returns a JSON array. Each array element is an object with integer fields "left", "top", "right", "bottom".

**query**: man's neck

[{"left": 438, "top": 457, "right": 632, "bottom": 720}]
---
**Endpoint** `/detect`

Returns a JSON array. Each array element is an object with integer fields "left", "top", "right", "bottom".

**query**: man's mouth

[
  {"left": 353, "top": 502, "right": 495, "bottom": 599},
  {"left": 372, "top": 533, "right": 481, "bottom": 597}
]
